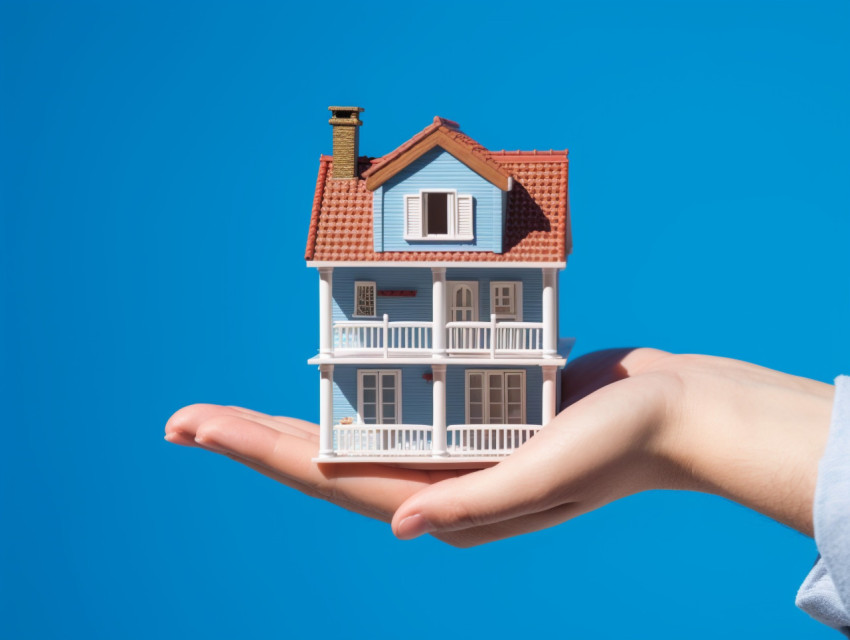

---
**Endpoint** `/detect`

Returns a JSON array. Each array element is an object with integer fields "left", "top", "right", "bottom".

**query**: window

[
  {"left": 353, "top": 281, "right": 376, "bottom": 317},
  {"left": 358, "top": 370, "right": 402, "bottom": 425},
  {"left": 404, "top": 190, "right": 473, "bottom": 241},
  {"left": 466, "top": 370, "right": 525, "bottom": 425},
  {"left": 490, "top": 282, "right": 523, "bottom": 321}
]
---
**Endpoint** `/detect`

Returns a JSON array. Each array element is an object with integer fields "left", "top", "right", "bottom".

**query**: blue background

[{"left": 2, "top": 1, "right": 848, "bottom": 638}]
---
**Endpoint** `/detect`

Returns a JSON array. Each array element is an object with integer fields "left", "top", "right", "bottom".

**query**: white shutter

[
  {"left": 404, "top": 194, "right": 422, "bottom": 239},
  {"left": 457, "top": 194, "right": 473, "bottom": 239}
]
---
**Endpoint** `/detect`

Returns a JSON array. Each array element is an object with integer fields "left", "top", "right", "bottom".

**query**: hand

[{"left": 165, "top": 348, "right": 834, "bottom": 546}]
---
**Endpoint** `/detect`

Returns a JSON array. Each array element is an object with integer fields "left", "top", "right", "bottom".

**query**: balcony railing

[
  {"left": 334, "top": 316, "right": 433, "bottom": 355},
  {"left": 333, "top": 423, "right": 542, "bottom": 457},
  {"left": 332, "top": 314, "right": 544, "bottom": 357},
  {"left": 447, "top": 424, "right": 541, "bottom": 456}
]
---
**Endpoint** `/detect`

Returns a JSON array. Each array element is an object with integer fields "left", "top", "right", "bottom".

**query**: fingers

[{"left": 165, "top": 403, "right": 318, "bottom": 447}]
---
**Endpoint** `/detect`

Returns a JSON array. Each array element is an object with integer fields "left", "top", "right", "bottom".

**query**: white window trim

[
  {"left": 447, "top": 281, "right": 479, "bottom": 322},
  {"left": 403, "top": 189, "right": 474, "bottom": 242},
  {"left": 356, "top": 369, "right": 402, "bottom": 425},
  {"left": 353, "top": 281, "right": 377, "bottom": 318},
  {"left": 464, "top": 369, "right": 526, "bottom": 425},
  {"left": 490, "top": 281, "right": 523, "bottom": 321}
]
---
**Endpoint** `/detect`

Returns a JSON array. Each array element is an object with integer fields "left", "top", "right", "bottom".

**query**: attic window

[{"left": 404, "top": 190, "right": 473, "bottom": 241}]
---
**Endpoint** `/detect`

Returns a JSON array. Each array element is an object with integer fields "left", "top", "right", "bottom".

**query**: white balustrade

[
  {"left": 446, "top": 424, "right": 542, "bottom": 456},
  {"left": 333, "top": 315, "right": 544, "bottom": 357},
  {"left": 333, "top": 315, "right": 433, "bottom": 354},
  {"left": 335, "top": 424, "right": 433, "bottom": 456}
]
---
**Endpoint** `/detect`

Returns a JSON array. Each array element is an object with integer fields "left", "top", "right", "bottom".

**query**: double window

[
  {"left": 357, "top": 370, "right": 401, "bottom": 425},
  {"left": 466, "top": 370, "right": 526, "bottom": 425},
  {"left": 404, "top": 190, "right": 473, "bottom": 241}
]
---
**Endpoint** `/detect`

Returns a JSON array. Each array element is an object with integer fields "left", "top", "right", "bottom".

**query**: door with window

[
  {"left": 358, "top": 370, "right": 401, "bottom": 424},
  {"left": 447, "top": 281, "right": 479, "bottom": 350},
  {"left": 466, "top": 370, "right": 525, "bottom": 425}
]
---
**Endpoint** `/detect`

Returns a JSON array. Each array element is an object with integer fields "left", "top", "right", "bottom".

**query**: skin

[{"left": 164, "top": 348, "right": 834, "bottom": 547}]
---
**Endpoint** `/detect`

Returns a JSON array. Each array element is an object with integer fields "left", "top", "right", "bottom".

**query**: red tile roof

[{"left": 305, "top": 119, "right": 571, "bottom": 264}]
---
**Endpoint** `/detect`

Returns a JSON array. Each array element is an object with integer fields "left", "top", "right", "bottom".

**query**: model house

[{"left": 306, "top": 107, "right": 573, "bottom": 465}]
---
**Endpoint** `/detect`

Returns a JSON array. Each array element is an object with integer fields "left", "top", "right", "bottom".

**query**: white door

[
  {"left": 358, "top": 370, "right": 401, "bottom": 424},
  {"left": 466, "top": 370, "right": 525, "bottom": 425},
  {"left": 448, "top": 282, "right": 478, "bottom": 322}
]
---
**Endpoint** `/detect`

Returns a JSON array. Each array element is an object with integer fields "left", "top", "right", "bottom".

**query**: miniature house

[{"left": 306, "top": 107, "right": 573, "bottom": 465}]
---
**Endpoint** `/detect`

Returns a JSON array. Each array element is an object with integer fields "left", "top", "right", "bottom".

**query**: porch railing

[
  {"left": 333, "top": 423, "right": 542, "bottom": 457},
  {"left": 446, "top": 424, "right": 542, "bottom": 456},
  {"left": 333, "top": 315, "right": 433, "bottom": 355},
  {"left": 335, "top": 424, "right": 433, "bottom": 456},
  {"left": 447, "top": 315, "right": 544, "bottom": 356}
]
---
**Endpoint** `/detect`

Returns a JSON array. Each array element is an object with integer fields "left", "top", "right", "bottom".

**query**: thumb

[{"left": 391, "top": 432, "right": 572, "bottom": 540}]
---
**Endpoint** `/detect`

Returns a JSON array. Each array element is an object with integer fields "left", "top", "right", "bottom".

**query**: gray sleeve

[{"left": 797, "top": 375, "right": 850, "bottom": 635}]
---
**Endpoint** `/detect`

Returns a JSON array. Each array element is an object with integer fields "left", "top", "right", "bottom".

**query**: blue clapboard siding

[
  {"left": 447, "top": 366, "right": 542, "bottom": 426},
  {"left": 446, "top": 268, "right": 544, "bottom": 323},
  {"left": 374, "top": 147, "right": 506, "bottom": 253},
  {"left": 329, "top": 267, "right": 546, "bottom": 323},
  {"left": 331, "top": 268, "right": 433, "bottom": 322},
  {"left": 332, "top": 364, "right": 543, "bottom": 426},
  {"left": 332, "top": 364, "right": 433, "bottom": 425}
]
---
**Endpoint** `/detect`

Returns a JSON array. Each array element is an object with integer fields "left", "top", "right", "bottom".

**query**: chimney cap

[{"left": 328, "top": 106, "right": 364, "bottom": 125}]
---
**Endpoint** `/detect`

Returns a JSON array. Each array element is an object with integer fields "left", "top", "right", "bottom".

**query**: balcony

[
  {"left": 332, "top": 314, "right": 544, "bottom": 358},
  {"left": 333, "top": 422, "right": 542, "bottom": 458}
]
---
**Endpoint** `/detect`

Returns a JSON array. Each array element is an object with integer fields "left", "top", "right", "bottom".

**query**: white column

[
  {"left": 542, "top": 365, "right": 558, "bottom": 425},
  {"left": 431, "top": 364, "right": 447, "bottom": 457},
  {"left": 432, "top": 267, "right": 446, "bottom": 356},
  {"left": 319, "top": 267, "right": 333, "bottom": 358},
  {"left": 318, "top": 363, "right": 334, "bottom": 458},
  {"left": 542, "top": 268, "right": 558, "bottom": 358}
]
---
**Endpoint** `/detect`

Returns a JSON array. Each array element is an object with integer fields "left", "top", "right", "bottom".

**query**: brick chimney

[{"left": 328, "top": 106, "right": 364, "bottom": 179}]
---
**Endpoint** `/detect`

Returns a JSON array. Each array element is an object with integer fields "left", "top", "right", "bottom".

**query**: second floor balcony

[{"left": 332, "top": 313, "right": 546, "bottom": 359}]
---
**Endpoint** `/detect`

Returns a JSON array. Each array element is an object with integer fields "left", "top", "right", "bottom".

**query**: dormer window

[{"left": 404, "top": 190, "right": 473, "bottom": 241}]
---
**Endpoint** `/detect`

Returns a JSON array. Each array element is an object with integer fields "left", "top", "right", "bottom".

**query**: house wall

[
  {"left": 332, "top": 364, "right": 543, "bottom": 426},
  {"left": 330, "top": 267, "right": 546, "bottom": 323},
  {"left": 372, "top": 147, "right": 506, "bottom": 253}
]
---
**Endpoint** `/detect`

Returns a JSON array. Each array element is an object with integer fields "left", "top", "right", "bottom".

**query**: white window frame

[
  {"left": 404, "top": 189, "right": 474, "bottom": 242},
  {"left": 357, "top": 369, "right": 402, "bottom": 425},
  {"left": 353, "top": 281, "right": 377, "bottom": 318},
  {"left": 490, "top": 281, "right": 523, "bottom": 321},
  {"left": 447, "top": 281, "right": 479, "bottom": 322},
  {"left": 465, "top": 369, "right": 526, "bottom": 425}
]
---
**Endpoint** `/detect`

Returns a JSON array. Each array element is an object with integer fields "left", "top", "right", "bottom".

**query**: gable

[{"left": 372, "top": 147, "right": 506, "bottom": 254}]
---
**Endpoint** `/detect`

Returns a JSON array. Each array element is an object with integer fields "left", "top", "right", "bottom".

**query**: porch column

[
  {"left": 432, "top": 267, "right": 446, "bottom": 356},
  {"left": 542, "top": 268, "right": 558, "bottom": 358},
  {"left": 318, "top": 363, "right": 335, "bottom": 458},
  {"left": 431, "top": 364, "right": 448, "bottom": 457},
  {"left": 542, "top": 365, "right": 558, "bottom": 426},
  {"left": 319, "top": 267, "right": 334, "bottom": 358}
]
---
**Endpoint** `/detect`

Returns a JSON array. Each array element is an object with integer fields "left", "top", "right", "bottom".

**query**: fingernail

[
  {"left": 396, "top": 514, "right": 434, "bottom": 540},
  {"left": 194, "top": 435, "right": 226, "bottom": 453}
]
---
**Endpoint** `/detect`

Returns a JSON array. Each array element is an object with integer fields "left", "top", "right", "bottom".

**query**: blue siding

[
  {"left": 375, "top": 148, "right": 506, "bottom": 253},
  {"left": 329, "top": 267, "right": 545, "bottom": 323},
  {"left": 446, "top": 268, "right": 544, "bottom": 323},
  {"left": 332, "top": 364, "right": 543, "bottom": 427},
  {"left": 331, "top": 268, "right": 433, "bottom": 323},
  {"left": 333, "top": 364, "right": 433, "bottom": 425}
]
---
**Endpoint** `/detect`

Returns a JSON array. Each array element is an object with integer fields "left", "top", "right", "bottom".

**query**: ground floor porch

[{"left": 314, "top": 362, "right": 562, "bottom": 463}]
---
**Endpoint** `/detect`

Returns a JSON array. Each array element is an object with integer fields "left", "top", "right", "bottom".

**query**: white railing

[
  {"left": 446, "top": 424, "right": 542, "bottom": 456},
  {"left": 334, "top": 315, "right": 433, "bottom": 355},
  {"left": 447, "top": 315, "right": 544, "bottom": 356},
  {"left": 335, "top": 424, "right": 433, "bottom": 456}
]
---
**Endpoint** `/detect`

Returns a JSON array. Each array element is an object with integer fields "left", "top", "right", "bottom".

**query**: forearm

[{"left": 656, "top": 357, "right": 834, "bottom": 535}]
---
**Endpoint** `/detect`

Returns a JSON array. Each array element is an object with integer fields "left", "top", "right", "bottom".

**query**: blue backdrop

[{"left": 3, "top": 1, "right": 848, "bottom": 638}]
